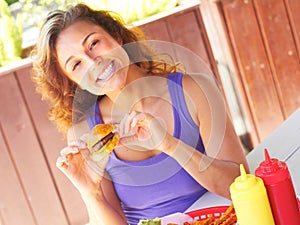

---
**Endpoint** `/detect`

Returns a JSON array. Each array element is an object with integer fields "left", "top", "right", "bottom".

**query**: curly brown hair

[{"left": 31, "top": 3, "right": 180, "bottom": 135}]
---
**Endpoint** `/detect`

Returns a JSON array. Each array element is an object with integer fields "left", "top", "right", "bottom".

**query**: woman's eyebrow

[
  {"left": 64, "top": 32, "right": 97, "bottom": 69},
  {"left": 82, "top": 32, "right": 97, "bottom": 46},
  {"left": 65, "top": 56, "right": 74, "bottom": 70}
]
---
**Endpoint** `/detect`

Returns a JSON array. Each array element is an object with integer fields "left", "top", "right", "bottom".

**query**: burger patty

[{"left": 91, "top": 132, "right": 115, "bottom": 151}]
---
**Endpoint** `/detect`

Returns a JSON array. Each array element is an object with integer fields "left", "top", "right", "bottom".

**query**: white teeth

[{"left": 97, "top": 62, "right": 113, "bottom": 80}]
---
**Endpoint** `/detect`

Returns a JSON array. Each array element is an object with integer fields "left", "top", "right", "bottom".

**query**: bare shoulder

[
  {"left": 182, "top": 73, "right": 227, "bottom": 147},
  {"left": 182, "top": 73, "right": 225, "bottom": 110},
  {"left": 181, "top": 73, "right": 221, "bottom": 112},
  {"left": 182, "top": 73, "right": 220, "bottom": 94}
]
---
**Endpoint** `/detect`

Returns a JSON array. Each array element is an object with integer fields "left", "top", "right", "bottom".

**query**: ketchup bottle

[
  {"left": 255, "top": 149, "right": 300, "bottom": 225},
  {"left": 230, "top": 164, "right": 275, "bottom": 225}
]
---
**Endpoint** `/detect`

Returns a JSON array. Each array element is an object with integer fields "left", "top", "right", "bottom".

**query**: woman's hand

[
  {"left": 117, "top": 111, "right": 170, "bottom": 152},
  {"left": 56, "top": 140, "right": 109, "bottom": 196}
]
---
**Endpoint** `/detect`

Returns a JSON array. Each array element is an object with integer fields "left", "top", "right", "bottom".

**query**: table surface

[
  {"left": 246, "top": 107, "right": 300, "bottom": 195},
  {"left": 187, "top": 107, "right": 300, "bottom": 212}
]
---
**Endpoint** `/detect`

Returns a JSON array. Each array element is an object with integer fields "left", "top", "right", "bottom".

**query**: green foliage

[
  {"left": 79, "top": 0, "right": 179, "bottom": 24},
  {"left": 19, "top": 0, "right": 178, "bottom": 28},
  {"left": 5, "top": 0, "right": 18, "bottom": 5},
  {"left": 0, "top": 0, "right": 23, "bottom": 66},
  {"left": 18, "top": 0, "right": 79, "bottom": 28},
  {"left": 0, "top": 0, "right": 178, "bottom": 66}
]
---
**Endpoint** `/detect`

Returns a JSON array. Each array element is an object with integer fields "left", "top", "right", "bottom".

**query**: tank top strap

[
  {"left": 167, "top": 72, "right": 205, "bottom": 153},
  {"left": 85, "top": 101, "right": 104, "bottom": 129}
]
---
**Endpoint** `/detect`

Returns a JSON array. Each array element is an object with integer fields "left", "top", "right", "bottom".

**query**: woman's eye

[
  {"left": 89, "top": 40, "right": 99, "bottom": 51},
  {"left": 72, "top": 61, "right": 81, "bottom": 71}
]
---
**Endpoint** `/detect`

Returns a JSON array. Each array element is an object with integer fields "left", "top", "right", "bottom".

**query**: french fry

[
  {"left": 199, "top": 217, "right": 214, "bottom": 225},
  {"left": 212, "top": 204, "right": 236, "bottom": 225},
  {"left": 169, "top": 204, "right": 237, "bottom": 225},
  {"left": 220, "top": 214, "right": 237, "bottom": 225}
]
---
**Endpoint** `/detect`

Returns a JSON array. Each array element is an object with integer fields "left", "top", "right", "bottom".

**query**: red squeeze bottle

[{"left": 255, "top": 149, "right": 300, "bottom": 225}]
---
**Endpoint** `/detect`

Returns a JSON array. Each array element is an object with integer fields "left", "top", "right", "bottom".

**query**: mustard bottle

[{"left": 229, "top": 164, "right": 275, "bottom": 225}]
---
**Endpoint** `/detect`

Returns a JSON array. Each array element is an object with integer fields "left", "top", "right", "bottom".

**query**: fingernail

[
  {"left": 69, "top": 140, "right": 78, "bottom": 146},
  {"left": 69, "top": 140, "right": 87, "bottom": 149}
]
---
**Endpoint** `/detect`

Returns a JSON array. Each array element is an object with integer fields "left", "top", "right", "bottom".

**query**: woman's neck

[
  {"left": 105, "top": 64, "right": 150, "bottom": 102},
  {"left": 104, "top": 70, "right": 169, "bottom": 116}
]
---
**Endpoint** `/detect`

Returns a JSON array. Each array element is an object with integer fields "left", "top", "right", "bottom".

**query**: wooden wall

[
  {"left": 0, "top": 59, "right": 89, "bottom": 225},
  {"left": 200, "top": 0, "right": 300, "bottom": 146},
  {"left": 4, "top": 1, "right": 299, "bottom": 223},
  {"left": 0, "top": 3, "right": 216, "bottom": 225},
  {"left": 132, "top": 2, "right": 220, "bottom": 81}
]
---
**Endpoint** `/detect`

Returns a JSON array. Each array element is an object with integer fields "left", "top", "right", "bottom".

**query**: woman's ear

[{"left": 117, "top": 36, "right": 123, "bottom": 45}]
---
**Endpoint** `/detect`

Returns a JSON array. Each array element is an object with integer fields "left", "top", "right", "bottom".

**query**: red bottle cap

[{"left": 255, "top": 149, "right": 290, "bottom": 185}]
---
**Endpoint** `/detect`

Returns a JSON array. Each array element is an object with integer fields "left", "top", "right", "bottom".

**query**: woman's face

[{"left": 56, "top": 20, "right": 129, "bottom": 95}]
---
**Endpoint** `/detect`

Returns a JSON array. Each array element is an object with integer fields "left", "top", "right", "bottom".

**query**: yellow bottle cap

[{"left": 231, "top": 164, "right": 257, "bottom": 191}]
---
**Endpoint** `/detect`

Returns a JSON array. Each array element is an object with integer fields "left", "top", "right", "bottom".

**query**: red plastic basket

[{"left": 186, "top": 206, "right": 232, "bottom": 221}]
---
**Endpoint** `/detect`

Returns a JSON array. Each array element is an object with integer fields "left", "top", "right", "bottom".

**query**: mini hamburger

[{"left": 81, "top": 124, "right": 119, "bottom": 161}]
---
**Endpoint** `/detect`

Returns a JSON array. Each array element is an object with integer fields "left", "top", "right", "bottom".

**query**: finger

[
  {"left": 57, "top": 151, "right": 86, "bottom": 175},
  {"left": 60, "top": 146, "right": 79, "bottom": 156},
  {"left": 56, "top": 156, "right": 68, "bottom": 171},
  {"left": 79, "top": 147, "right": 91, "bottom": 159},
  {"left": 105, "top": 118, "right": 120, "bottom": 126},
  {"left": 69, "top": 139, "right": 87, "bottom": 149},
  {"left": 119, "top": 113, "right": 129, "bottom": 137},
  {"left": 131, "top": 112, "right": 146, "bottom": 128},
  {"left": 126, "top": 111, "right": 137, "bottom": 132}
]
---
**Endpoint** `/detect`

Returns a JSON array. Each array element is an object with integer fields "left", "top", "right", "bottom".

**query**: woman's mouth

[{"left": 96, "top": 61, "right": 114, "bottom": 81}]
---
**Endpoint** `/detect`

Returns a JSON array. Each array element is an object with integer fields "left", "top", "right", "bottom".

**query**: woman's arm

[
  {"left": 118, "top": 74, "right": 249, "bottom": 199},
  {"left": 163, "top": 115, "right": 248, "bottom": 199},
  {"left": 81, "top": 177, "right": 126, "bottom": 225},
  {"left": 163, "top": 74, "right": 249, "bottom": 198},
  {"left": 56, "top": 123, "right": 127, "bottom": 225}
]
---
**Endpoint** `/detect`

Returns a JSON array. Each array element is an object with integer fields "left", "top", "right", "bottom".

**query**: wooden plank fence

[
  {"left": 2, "top": 1, "right": 300, "bottom": 223},
  {"left": 0, "top": 3, "right": 218, "bottom": 224}
]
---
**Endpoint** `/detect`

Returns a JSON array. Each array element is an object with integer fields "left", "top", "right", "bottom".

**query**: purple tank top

[{"left": 86, "top": 72, "right": 207, "bottom": 225}]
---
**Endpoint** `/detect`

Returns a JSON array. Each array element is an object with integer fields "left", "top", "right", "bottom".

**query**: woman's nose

[
  {"left": 85, "top": 55, "right": 102, "bottom": 65},
  {"left": 94, "top": 56, "right": 102, "bottom": 63},
  {"left": 87, "top": 56, "right": 103, "bottom": 76}
]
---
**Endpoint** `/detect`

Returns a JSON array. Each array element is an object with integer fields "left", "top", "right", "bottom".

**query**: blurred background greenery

[{"left": 0, "top": 0, "right": 178, "bottom": 67}]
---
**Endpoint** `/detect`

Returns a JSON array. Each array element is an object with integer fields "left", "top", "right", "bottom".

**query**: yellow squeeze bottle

[{"left": 229, "top": 164, "right": 275, "bottom": 225}]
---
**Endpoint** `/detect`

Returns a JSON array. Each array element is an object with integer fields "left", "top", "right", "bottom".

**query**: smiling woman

[
  {"left": 33, "top": 5, "right": 174, "bottom": 133},
  {"left": 31, "top": 3, "right": 248, "bottom": 225},
  {"left": 55, "top": 20, "right": 130, "bottom": 95}
]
